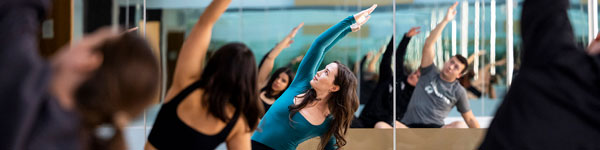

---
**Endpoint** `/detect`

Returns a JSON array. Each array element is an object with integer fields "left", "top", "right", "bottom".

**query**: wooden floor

[{"left": 297, "top": 129, "right": 486, "bottom": 150}]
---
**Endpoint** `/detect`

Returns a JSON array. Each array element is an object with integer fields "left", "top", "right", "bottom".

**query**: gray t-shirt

[{"left": 401, "top": 64, "right": 470, "bottom": 126}]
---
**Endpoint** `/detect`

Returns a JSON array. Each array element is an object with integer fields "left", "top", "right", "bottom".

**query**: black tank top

[
  {"left": 148, "top": 81, "right": 240, "bottom": 149},
  {"left": 262, "top": 100, "right": 272, "bottom": 112}
]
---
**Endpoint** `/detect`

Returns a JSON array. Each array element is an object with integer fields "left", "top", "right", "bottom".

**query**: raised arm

[
  {"left": 472, "top": 58, "right": 505, "bottom": 85},
  {"left": 359, "top": 52, "right": 372, "bottom": 76},
  {"left": 378, "top": 27, "right": 420, "bottom": 82},
  {"left": 467, "top": 51, "right": 486, "bottom": 64},
  {"left": 169, "top": 0, "right": 232, "bottom": 94},
  {"left": 421, "top": 2, "right": 458, "bottom": 68},
  {"left": 367, "top": 49, "right": 383, "bottom": 73},
  {"left": 258, "top": 23, "right": 304, "bottom": 87},
  {"left": 290, "top": 4, "right": 377, "bottom": 88},
  {"left": 291, "top": 18, "right": 354, "bottom": 88},
  {"left": 395, "top": 27, "right": 420, "bottom": 79},
  {"left": 378, "top": 37, "right": 395, "bottom": 81}
]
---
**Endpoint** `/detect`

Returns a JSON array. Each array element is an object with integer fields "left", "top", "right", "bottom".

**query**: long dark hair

[
  {"left": 288, "top": 61, "right": 359, "bottom": 150},
  {"left": 75, "top": 32, "right": 159, "bottom": 150},
  {"left": 197, "top": 42, "right": 263, "bottom": 131},
  {"left": 261, "top": 67, "right": 294, "bottom": 99}
]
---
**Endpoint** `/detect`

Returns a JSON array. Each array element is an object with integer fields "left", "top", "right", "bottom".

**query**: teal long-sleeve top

[{"left": 251, "top": 15, "right": 356, "bottom": 150}]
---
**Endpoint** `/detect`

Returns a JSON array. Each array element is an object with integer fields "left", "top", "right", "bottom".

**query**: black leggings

[{"left": 251, "top": 140, "right": 274, "bottom": 150}]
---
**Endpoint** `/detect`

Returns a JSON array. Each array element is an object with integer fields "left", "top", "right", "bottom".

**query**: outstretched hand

[
  {"left": 444, "top": 2, "right": 459, "bottom": 22},
  {"left": 352, "top": 4, "right": 377, "bottom": 32},
  {"left": 366, "top": 51, "right": 374, "bottom": 59},
  {"left": 406, "top": 27, "right": 421, "bottom": 37},
  {"left": 495, "top": 58, "right": 507, "bottom": 66},
  {"left": 288, "top": 23, "right": 304, "bottom": 37},
  {"left": 291, "top": 55, "right": 304, "bottom": 64},
  {"left": 279, "top": 23, "right": 304, "bottom": 48},
  {"left": 478, "top": 50, "right": 487, "bottom": 56}
]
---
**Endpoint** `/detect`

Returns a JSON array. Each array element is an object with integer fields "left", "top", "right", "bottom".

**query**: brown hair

[
  {"left": 288, "top": 61, "right": 359, "bottom": 150},
  {"left": 454, "top": 55, "right": 469, "bottom": 74},
  {"left": 261, "top": 67, "right": 294, "bottom": 99},
  {"left": 197, "top": 42, "right": 263, "bottom": 131},
  {"left": 75, "top": 32, "right": 159, "bottom": 150}
]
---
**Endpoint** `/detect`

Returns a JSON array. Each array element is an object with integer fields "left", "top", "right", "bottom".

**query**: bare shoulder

[
  {"left": 163, "top": 80, "right": 198, "bottom": 103},
  {"left": 226, "top": 110, "right": 252, "bottom": 140}
]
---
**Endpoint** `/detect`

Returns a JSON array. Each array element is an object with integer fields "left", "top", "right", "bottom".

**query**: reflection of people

[
  {"left": 352, "top": 27, "right": 421, "bottom": 128},
  {"left": 251, "top": 4, "right": 376, "bottom": 150},
  {"left": 359, "top": 46, "right": 389, "bottom": 104},
  {"left": 459, "top": 51, "right": 485, "bottom": 98},
  {"left": 146, "top": 0, "right": 263, "bottom": 149},
  {"left": 0, "top": 0, "right": 159, "bottom": 150},
  {"left": 357, "top": 51, "right": 380, "bottom": 104},
  {"left": 258, "top": 23, "right": 303, "bottom": 112},
  {"left": 459, "top": 52, "right": 506, "bottom": 99},
  {"left": 397, "top": 2, "right": 480, "bottom": 128},
  {"left": 480, "top": 0, "right": 600, "bottom": 149}
]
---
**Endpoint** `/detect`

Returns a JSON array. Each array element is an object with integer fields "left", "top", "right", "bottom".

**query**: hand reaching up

[
  {"left": 278, "top": 23, "right": 304, "bottom": 49},
  {"left": 444, "top": 2, "right": 459, "bottom": 22},
  {"left": 406, "top": 27, "right": 421, "bottom": 37},
  {"left": 351, "top": 4, "right": 377, "bottom": 32}
]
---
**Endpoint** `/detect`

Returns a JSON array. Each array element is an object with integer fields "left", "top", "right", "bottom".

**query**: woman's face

[
  {"left": 271, "top": 72, "right": 290, "bottom": 92},
  {"left": 310, "top": 63, "right": 339, "bottom": 93}
]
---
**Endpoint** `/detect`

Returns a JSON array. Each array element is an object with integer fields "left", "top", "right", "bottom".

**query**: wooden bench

[{"left": 298, "top": 129, "right": 486, "bottom": 150}]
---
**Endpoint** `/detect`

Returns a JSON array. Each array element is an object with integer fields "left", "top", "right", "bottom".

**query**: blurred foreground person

[{"left": 0, "top": 1, "right": 159, "bottom": 150}]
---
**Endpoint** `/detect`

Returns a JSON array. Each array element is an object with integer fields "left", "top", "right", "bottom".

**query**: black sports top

[{"left": 148, "top": 81, "right": 240, "bottom": 149}]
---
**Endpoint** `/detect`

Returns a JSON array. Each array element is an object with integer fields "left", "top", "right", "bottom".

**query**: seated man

[{"left": 390, "top": 2, "right": 479, "bottom": 128}]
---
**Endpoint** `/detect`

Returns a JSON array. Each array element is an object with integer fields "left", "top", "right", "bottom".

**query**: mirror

[{"left": 69, "top": 0, "right": 596, "bottom": 149}]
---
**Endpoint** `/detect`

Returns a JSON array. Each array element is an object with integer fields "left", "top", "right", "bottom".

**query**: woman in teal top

[{"left": 251, "top": 4, "right": 377, "bottom": 150}]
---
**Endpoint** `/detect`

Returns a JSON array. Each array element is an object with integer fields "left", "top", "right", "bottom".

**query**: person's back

[
  {"left": 148, "top": 84, "right": 247, "bottom": 149},
  {"left": 354, "top": 30, "right": 420, "bottom": 128},
  {"left": 479, "top": 0, "right": 600, "bottom": 149},
  {"left": 146, "top": 0, "right": 262, "bottom": 149},
  {"left": 147, "top": 42, "right": 260, "bottom": 150}
]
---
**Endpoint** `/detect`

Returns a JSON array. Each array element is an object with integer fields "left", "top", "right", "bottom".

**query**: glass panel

[
  {"left": 136, "top": 0, "right": 395, "bottom": 149},
  {"left": 73, "top": 0, "right": 592, "bottom": 149}
]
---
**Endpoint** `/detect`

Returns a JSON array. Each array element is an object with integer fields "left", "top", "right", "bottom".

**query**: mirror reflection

[{"left": 4, "top": 0, "right": 595, "bottom": 149}]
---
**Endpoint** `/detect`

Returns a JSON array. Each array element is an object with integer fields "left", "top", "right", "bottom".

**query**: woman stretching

[
  {"left": 146, "top": 0, "right": 263, "bottom": 149},
  {"left": 251, "top": 4, "right": 377, "bottom": 150},
  {"left": 258, "top": 23, "right": 303, "bottom": 112}
]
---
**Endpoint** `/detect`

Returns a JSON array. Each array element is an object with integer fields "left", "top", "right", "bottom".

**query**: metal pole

[
  {"left": 461, "top": 1, "right": 469, "bottom": 57},
  {"left": 392, "top": 1, "right": 397, "bottom": 150},
  {"left": 507, "top": 0, "right": 514, "bottom": 86}
]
